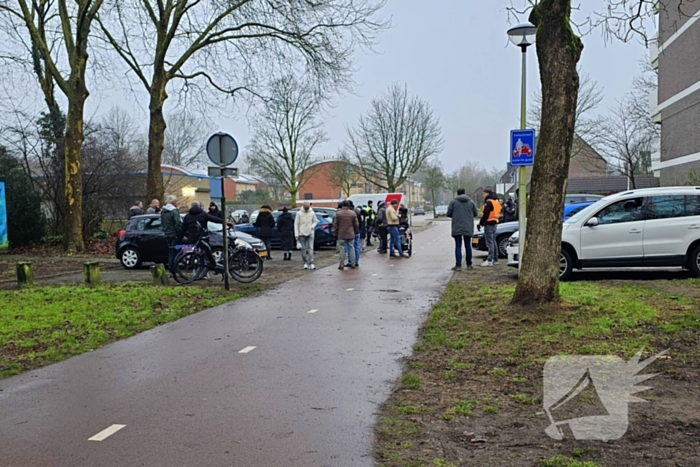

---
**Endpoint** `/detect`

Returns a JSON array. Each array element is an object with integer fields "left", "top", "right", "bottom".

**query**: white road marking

[
  {"left": 88, "top": 424, "right": 126, "bottom": 441},
  {"left": 307, "top": 309, "right": 319, "bottom": 314},
  {"left": 372, "top": 273, "right": 377, "bottom": 276},
  {"left": 238, "top": 346, "right": 257, "bottom": 354},
  {"left": 346, "top": 288, "right": 354, "bottom": 291}
]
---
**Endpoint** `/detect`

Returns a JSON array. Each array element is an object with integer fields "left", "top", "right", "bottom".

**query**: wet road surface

[{"left": 1, "top": 222, "right": 453, "bottom": 467}]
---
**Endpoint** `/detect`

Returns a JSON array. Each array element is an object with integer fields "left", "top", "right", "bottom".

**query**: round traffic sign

[{"left": 206, "top": 132, "right": 239, "bottom": 166}]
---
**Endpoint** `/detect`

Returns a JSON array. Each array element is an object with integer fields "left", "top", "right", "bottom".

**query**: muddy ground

[{"left": 375, "top": 256, "right": 700, "bottom": 467}]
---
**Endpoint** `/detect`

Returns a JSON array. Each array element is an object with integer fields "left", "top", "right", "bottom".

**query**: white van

[
  {"left": 507, "top": 186, "right": 700, "bottom": 279},
  {"left": 347, "top": 193, "right": 406, "bottom": 208}
]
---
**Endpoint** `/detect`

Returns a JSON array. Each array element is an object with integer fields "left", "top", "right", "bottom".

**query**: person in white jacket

[{"left": 294, "top": 202, "right": 319, "bottom": 270}]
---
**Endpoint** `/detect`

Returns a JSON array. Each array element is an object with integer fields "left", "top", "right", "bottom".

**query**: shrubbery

[{"left": 0, "top": 146, "right": 46, "bottom": 247}]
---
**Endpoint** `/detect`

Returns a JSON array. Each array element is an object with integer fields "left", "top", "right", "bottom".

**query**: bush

[{"left": 0, "top": 147, "right": 46, "bottom": 247}]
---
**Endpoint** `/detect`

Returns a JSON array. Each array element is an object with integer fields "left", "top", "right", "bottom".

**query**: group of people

[
  {"left": 249, "top": 203, "right": 318, "bottom": 271},
  {"left": 129, "top": 199, "right": 162, "bottom": 217},
  {"left": 332, "top": 198, "right": 409, "bottom": 271},
  {"left": 447, "top": 187, "right": 501, "bottom": 271}
]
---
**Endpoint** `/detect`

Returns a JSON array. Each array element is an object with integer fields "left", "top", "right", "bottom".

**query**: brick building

[{"left": 650, "top": 1, "right": 700, "bottom": 184}]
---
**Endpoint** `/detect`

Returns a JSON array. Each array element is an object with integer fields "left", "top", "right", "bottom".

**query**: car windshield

[{"left": 566, "top": 197, "right": 608, "bottom": 224}]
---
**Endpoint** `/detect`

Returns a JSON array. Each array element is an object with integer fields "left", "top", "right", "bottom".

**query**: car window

[
  {"left": 566, "top": 205, "right": 588, "bottom": 218},
  {"left": 595, "top": 197, "right": 645, "bottom": 225},
  {"left": 686, "top": 195, "right": 700, "bottom": 216},
  {"left": 145, "top": 218, "right": 162, "bottom": 231},
  {"left": 135, "top": 219, "right": 147, "bottom": 231},
  {"left": 647, "top": 195, "right": 686, "bottom": 220}
]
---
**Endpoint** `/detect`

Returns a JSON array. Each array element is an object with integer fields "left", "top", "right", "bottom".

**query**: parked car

[
  {"left": 507, "top": 187, "right": 700, "bottom": 279},
  {"left": 434, "top": 205, "right": 449, "bottom": 217},
  {"left": 290, "top": 207, "right": 337, "bottom": 221},
  {"left": 472, "top": 201, "right": 594, "bottom": 258},
  {"left": 413, "top": 206, "right": 426, "bottom": 216},
  {"left": 115, "top": 214, "right": 266, "bottom": 269},
  {"left": 565, "top": 194, "right": 603, "bottom": 204},
  {"left": 234, "top": 211, "right": 335, "bottom": 249},
  {"left": 230, "top": 209, "right": 249, "bottom": 223}
]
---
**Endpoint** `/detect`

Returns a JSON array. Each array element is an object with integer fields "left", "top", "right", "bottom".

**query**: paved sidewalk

[{"left": 0, "top": 222, "right": 454, "bottom": 467}]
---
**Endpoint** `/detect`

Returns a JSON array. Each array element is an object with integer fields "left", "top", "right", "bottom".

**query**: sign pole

[
  {"left": 518, "top": 47, "right": 528, "bottom": 272},
  {"left": 219, "top": 133, "right": 230, "bottom": 291}
]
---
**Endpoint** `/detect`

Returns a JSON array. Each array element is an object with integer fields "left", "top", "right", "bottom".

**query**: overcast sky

[{"left": 84, "top": 0, "right": 650, "bottom": 175}]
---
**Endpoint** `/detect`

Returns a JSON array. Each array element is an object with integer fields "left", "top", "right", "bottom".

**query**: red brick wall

[{"left": 298, "top": 161, "right": 344, "bottom": 205}]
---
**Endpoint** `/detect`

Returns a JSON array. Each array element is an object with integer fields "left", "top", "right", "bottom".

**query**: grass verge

[
  {"left": 0, "top": 283, "right": 255, "bottom": 378},
  {"left": 375, "top": 277, "right": 700, "bottom": 467}
]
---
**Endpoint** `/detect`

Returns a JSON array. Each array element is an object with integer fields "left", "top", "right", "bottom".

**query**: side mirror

[{"left": 585, "top": 217, "right": 599, "bottom": 227}]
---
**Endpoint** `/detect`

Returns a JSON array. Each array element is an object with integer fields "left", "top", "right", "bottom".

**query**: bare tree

[
  {"left": 162, "top": 113, "right": 206, "bottom": 168},
  {"left": 421, "top": 160, "right": 446, "bottom": 215},
  {"left": 328, "top": 155, "right": 357, "bottom": 198},
  {"left": 529, "top": 69, "right": 606, "bottom": 168},
  {"left": 97, "top": 0, "right": 388, "bottom": 205},
  {"left": 0, "top": 0, "right": 105, "bottom": 251},
  {"left": 345, "top": 83, "right": 443, "bottom": 192},
  {"left": 598, "top": 88, "right": 656, "bottom": 188},
  {"left": 247, "top": 76, "right": 328, "bottom": 206},
  {"left": 509, "top": 0, "right": 583, "bottom": 305}
]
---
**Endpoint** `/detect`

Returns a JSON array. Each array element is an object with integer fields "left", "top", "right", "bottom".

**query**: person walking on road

[
  {"left": 161, "top": 195, "right": 181, "bottom": 273},
  {"left": 276, "top": 207, "right": 295, "bottom": 261},
  {"left": 479, "top": 187, "right": 502, "bottom": 267},
  {"left": 387, "top": 199, "right": 408, "bottom": 258},
  {"left": 295, "top": 201, "right": 318, "bottom": 270},
  {"left": 146, "top": 199, "right": 161, "bottom": 214},
  {"left": 447, "top": 188, "right": 479, "bottom": 271},
  {"left": 376, "top": 201, "right": 388, "bottom": 254},
  {"left": 254, "top": 205, "right": 276, "bottom": 260},
  {"left": 332, "top": 201, "right": 358, "bottom": 270},
  {"left": 129, "top": 201, "right": 143, "bottom": 218},
  {"left": 363, "top": 201, "right": 376, "bottom": 246}
]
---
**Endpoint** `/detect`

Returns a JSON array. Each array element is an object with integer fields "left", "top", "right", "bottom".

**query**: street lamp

[{"left": 507, "top": 22, "right": 536, "bottom": 271}]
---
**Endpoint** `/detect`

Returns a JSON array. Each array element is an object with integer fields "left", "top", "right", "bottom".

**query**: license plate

[
  {"left": 258, "top": 250, "right": 267, "bottom": 257},
  {"left": 472, "top": 238, "right": 479, "bottom": 245}
]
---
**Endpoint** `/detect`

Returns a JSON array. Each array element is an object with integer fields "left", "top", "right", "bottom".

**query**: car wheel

[
  {"left": 120, "top": 247, "right": 142, "bottom": 269},
  {"left": 559, "top": 249, "right": 574, "bottom": 281},
  {"left": 497, "top": 235, "right": 510, "bottom": 259},
  {"left": 211, "top": 247, "right": 224, "bottom": 264},
  {"left": 687, "top": 244, "right": 700, "bottom": 277}
]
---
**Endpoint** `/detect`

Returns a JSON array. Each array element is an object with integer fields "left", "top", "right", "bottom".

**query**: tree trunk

[
  {"left": 147, "top": 75, "right": 167, "bottom": 204},
  {"left": 63, "top": 81, "right": 87, "bottom": 252},
  {"left": 512, "top": 0, "right": 583, "bottom": 305}
]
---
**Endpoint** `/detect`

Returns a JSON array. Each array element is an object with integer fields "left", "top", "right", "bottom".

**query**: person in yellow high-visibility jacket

[{"left": 478, "top": 187, "right": 501, "bottom": 267}]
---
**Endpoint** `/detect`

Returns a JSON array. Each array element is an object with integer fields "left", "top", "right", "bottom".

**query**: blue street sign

[
  {"left": 206, "top": 132, "right": 239, "bottom": 166},
  {"left": 510, "top": 129, "right": 536, "bottom": 166}
]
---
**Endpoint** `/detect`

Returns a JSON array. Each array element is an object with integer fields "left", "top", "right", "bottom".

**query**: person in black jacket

[
  {"left": 254, "top": 205, "right": 276, "bottom": 260},
  {"left": 208, "top": 202, "right": 223, "bottom": 220},
  {"left": 178, "top": 201, "right": 223, "bottom": 244},
  {"left": 276, "top": 207, "right": 295, "bottom": 261}
]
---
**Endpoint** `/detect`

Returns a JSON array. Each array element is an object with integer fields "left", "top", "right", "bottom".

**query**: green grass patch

[
  {"left": 402, "top": 374, "right": 421, "bottom": 390},
  {"left": 0, "top": 283, "right": 252, "bottom": 378},
  {"left": 538, "top": 455, "right": 600, "bottom": 467},
  {"left": 511, "top": 393, "right": 536, "bottom": 405}
]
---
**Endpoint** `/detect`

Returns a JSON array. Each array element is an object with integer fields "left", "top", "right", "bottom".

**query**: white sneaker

[
  {"left": 401, "top": 252, "right": 410, "bottom": 258},
  {"left": 303, "top": 263, "right": 309, "bottom": 269},
  {"left": 310, "top": 264, "right": 316, "bottom": 270},
  {"left": 481, "top": 260, "right": 493, "bottom": 267}
]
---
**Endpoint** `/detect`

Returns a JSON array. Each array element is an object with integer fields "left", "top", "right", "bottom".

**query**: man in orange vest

[{"left": 479, "top": 187, "right": 501, "bottom": 267}]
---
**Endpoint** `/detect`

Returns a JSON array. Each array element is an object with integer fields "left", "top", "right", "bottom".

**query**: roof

[{"left": 566, "top": 175, "right": 659, "bottom": 194}]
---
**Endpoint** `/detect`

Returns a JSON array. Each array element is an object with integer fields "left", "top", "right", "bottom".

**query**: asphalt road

[{"left": 0, "top": 221, "right": 453, "bottom": 467}]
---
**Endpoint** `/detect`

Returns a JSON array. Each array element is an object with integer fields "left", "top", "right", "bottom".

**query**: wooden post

[
  {"left": 16, "top": 261, "right": 34, "bottom": 286},
  {"left": 84, "top": 261, "right": 101, "bottom": 286},
  {"left": 151, "top": 264, "right": 169, "bottom": 286}
]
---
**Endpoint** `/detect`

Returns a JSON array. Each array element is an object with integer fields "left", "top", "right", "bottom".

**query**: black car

[
  {"left": 115, "top": 214, "right": 266, "bottom": 269},
  {"left": 471, "top": 222, "right": 517, "bottom": 259}
]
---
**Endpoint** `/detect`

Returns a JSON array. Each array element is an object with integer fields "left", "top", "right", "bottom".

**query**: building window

[{"left": 304, "top": 193, "right": 313, "bottom": 200}]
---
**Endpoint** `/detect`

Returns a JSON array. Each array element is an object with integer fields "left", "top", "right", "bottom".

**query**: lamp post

[{"left": 507, "top": 23, "right": 536, "bottom": 271}]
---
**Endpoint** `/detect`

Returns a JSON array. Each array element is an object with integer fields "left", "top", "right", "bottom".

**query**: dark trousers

[
  {"left": 166, "top": 236, "right": 178, "bottom": 272},
  {"left": 377, "top": 226, "right": 388, "bottom": 252},
  {"left": 453, "top": 235, "right": 473, "bottom": 267},
  {"left": 262, "top": 237, "right": 272, "bottom": 257},
  {"left": 366, "top": 224, "right": 374, "bottom": 245}
]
